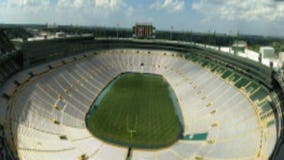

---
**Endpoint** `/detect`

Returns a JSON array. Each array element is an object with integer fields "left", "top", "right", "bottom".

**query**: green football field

[{"left": 86, "top": 73, "right": 181, "bottom": 148}]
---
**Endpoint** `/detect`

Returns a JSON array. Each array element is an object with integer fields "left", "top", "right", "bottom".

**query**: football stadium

[
  {"left": 1, "top": 1, "right": 284, "bottom": 159},
  {"left": 0, "top": 33, "right": 284, "bottom": 160}
]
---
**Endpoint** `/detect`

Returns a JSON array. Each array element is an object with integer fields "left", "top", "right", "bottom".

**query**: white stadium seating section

[{"left": 0, "top": 49, "right": 277, "bottom": 160}]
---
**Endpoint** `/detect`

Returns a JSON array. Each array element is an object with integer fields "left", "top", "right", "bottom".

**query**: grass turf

[{"left": 86, "top": 73, "right": 181, "bottom": 148}]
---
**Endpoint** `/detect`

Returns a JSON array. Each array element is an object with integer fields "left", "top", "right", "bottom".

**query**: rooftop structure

[
  {"left": 133, "top": 23, "right": 156, "bottom": 39},
  {"left": 232, "top": 41, "right": 247, "bottom": 55},
  {"left": 260, "top": 46, "right": 275, "bottom": 59}
]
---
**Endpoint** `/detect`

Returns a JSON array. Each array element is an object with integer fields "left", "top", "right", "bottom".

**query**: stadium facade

[{"left": 0, "top": 36, "right": 284, "bottom": 160}]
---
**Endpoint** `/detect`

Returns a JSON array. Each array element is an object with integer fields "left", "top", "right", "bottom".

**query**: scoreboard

[{"left": 133, "top": 23, "right": 155, "bottom": 39}]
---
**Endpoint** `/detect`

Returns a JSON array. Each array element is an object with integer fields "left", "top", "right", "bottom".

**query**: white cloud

[
  {"left": 0, "top": 0, "right": 128, "bottom": 13},
  {"left": 0, "top": 0, "right": 133, "bottom": 24},
  {"left": 0, "top": 1, "right": 51, "bottom": 24},
  {"left": 57, "top": 0, "right": 126, "bottom": 11},
  {"left": 1, "top": 0, "right": 50, "bottom": 10},
  {"left": 55, "top": 0, "right": 134, "bottom": 20},
  {"left": 95, "top": 0, "right": 125, "bottom": 10},
  {"left": 150, "top": 0, "right": 185, "bottom": 12},
  {"left": 192, "top": 0, "right": 284, "bottom": 22},
  {"left": 126, "top": 6, "right": 134, "bottom": 17},
  {"left": 57, "top": 0, "right": 86, "bottom": 8}
]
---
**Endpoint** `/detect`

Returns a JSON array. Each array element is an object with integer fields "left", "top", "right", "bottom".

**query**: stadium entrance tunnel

[{"left": 86, "top": 72, "right": 184, "bottom": 149}]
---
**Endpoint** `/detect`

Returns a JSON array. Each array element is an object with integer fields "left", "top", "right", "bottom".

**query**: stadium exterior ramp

[{"left": 0, "top": 38, "right": 283, "bottom": 160}]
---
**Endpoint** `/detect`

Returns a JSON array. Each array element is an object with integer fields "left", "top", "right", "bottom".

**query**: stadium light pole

[
  {"left": 190, "top": 30, "right": 193, "bottom": 44},
  {"left": 116, "top": 23, "right": 119, "bottom": 39},
  {"left": 207, "top": 30, "right": 211, "bottom": 48},
  {"left": 170, "top": 26, "right": 174, "bottom": 40}
]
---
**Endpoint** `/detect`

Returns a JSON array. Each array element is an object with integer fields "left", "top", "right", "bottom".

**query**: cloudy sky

[{"left": 0, "top": 0, "right": 284, "bottom": 36}]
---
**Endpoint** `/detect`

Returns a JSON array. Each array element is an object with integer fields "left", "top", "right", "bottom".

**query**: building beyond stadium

[{"left": 133, "top": 23, "right": 155, "bottom": 39}]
